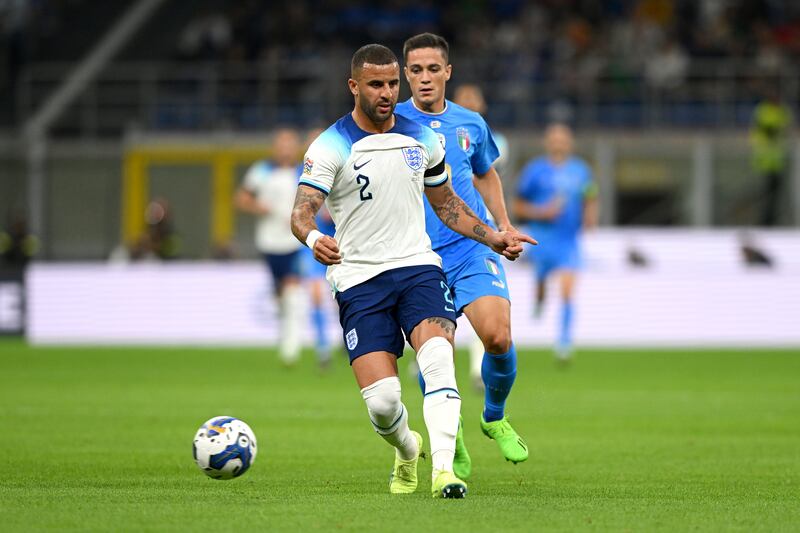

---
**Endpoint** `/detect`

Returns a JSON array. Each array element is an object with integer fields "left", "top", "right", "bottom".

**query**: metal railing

[{"left": 16, "top": 57, "right": 800, "bottom": 137}]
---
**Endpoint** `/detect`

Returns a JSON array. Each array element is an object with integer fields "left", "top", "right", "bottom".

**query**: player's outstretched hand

[
  {"left": 488, "top": 230, "right": 537, "bottom": 261},
  {"left": 314, "top": 235, "right": 341, "bottom": 265}
]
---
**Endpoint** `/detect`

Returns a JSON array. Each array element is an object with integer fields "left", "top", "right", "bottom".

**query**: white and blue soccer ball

[{"left": 193, "top": 416, "right": 257, "bottom": 480}]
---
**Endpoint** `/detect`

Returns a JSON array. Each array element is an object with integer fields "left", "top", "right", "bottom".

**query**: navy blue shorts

[
  {"left": 335, "top": 265, "right": 457, "bottom": 363},
  {"left": 263, "top": 250, "right": 303, "bottom": 291}
]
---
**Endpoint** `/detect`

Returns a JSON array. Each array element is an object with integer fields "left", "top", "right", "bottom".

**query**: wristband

[{"left": 305, "top": 230, "right": 324, "bottom": 249}]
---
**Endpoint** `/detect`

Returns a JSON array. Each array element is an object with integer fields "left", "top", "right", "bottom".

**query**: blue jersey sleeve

[
  {"left": 470, "top": 118, "right": 500, "bottom": 176},
  {"left": 516, "top": 161, "right": 542, "bottom": 202}
]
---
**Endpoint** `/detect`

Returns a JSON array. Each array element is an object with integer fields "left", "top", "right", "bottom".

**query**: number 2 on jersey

[
  {"left": 356, "top": 174, "right": 373, "bottom": 201},
  {"left": 440, "top": 281, "right": 455, "bottom": 312}
]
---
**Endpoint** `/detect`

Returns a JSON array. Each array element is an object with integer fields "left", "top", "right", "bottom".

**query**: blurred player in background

[
  {"left": 291, "top": 44, "right": 531, "bottom": 498},
  {"left": 300, "top": 127, "right": 336, "bottom": 368},
  {"left": 453, "top": 83, "right": 510, "bottom": 392},
  {"left": 750, "top": 87, "right": 792, "bottom": 226},
  {"left": 397, "top": 33, "right": 531, "bottom": 478},
  {"left": 300, "top": 206, "right": 335, "bottom": 369},
  {"left": 235, "top": 128, "right": 309, "bottom": 367},
  {"left": 514, "top": 123, "right": 599, "bottom": 363}
]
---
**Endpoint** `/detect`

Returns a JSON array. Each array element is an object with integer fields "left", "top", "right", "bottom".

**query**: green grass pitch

[{"left": 1, "top": 339, "right": 798, "bottom": 531}]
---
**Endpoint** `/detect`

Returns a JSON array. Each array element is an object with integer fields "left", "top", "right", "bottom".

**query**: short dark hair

[
  {"left": 351, "top": 44, "right": 398, "bottom": 77},
  {"left": 403, "top": 33, "right": 449, "bottom": 63}
]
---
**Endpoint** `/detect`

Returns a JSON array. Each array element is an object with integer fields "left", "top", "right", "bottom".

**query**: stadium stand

[{"left": 4, "top": 0, "right": 800, "bottom": 133}]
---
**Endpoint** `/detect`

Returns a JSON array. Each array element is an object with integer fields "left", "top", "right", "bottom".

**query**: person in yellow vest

[
  {"left": 0, "top": 214, "right": 39, "bottom": 269},
  {"left": 750, "top": 90, "right": 792, "bottom": 226}
]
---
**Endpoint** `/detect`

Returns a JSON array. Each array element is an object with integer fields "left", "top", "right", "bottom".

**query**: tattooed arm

[
  {"left": 291, "top": 184, "right": 341, "bottom": 265},
  {"left": 424, "top": 180, "right": 536, "bottom": 260}
]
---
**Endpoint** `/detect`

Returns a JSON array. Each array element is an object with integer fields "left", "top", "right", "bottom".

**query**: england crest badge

[
  {"left": 402, "top": 146, "right": 424, "bottom": 171},
  {"left": 346, "top": 328, "right": 359, "bottom": 350}
]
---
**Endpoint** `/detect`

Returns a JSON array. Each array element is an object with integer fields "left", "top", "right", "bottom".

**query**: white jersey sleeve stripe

[
  {"left": 422, "top": 126, "right": 448, "bottom": 187},
  {"left": 299, "top": 179, "right": 330, "bottom": 195},
  {"left": 425, "top": 174, "right": 448, "bottom": 187}
]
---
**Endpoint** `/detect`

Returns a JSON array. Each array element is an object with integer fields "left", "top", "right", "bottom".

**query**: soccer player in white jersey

[
  {"left": 235, "top": 128, "right": 309, "bottom": 367},
  {"left": 396, "top": 33, "right": 532, "bottom": 477},
  {"left": 290, "top": 44, "right": 535, "bottom": 498}
]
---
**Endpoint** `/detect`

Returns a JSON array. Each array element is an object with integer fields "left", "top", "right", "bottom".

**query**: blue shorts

[
  {"left": 263, "top": 250, "right": 303, "bottom": 291},
  {"left": 525, "top": 238, "right": 580, "bottom": 280},
  {"left": 299, "top": 246, "right": 327, "bottom": 279},
  {"left": 335, "top": 265, "right": 457, "bottom": 363},
  {"left": 444, "top": 251, "right": 510, "bottom": 316}
]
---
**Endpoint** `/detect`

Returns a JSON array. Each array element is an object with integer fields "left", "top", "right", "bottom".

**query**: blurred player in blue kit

[
  {"left": 514, "top": 124, "right": 599, "bottom": 363},
  {"left": 300, "top": 127, "right": 336, "bottom": 368},
  {"left": 291, "top": 44, "right": 531, "bottom": 498},
  {"left": 300, "top": 204, "right": 335, "bottom": 367},
  {"left": 396, "top": 33, "right": 533, "bottom": 476}
]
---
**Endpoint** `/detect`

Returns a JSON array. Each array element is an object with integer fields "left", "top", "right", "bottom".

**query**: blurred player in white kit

[{"left": 235, "top": 128, "right": 309, "bottom": 367}]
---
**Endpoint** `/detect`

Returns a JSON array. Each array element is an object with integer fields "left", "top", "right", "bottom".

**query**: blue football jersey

[
  {"left": 516, "top": 156, "right": 593, "bottom": 243},
  {"left": 395, "top": 99, "right": 500, "bottom": 269},
  {"left": 315, "top": 208, "right": 336, "bottom": 236}
]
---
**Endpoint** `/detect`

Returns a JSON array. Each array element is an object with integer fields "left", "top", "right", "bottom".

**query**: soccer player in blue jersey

[
  {"left": 300, "top": 206, "right": 336, "bottom": 368},
  {"left": 396, "top": 33, "right": 533, "bottom": 475},
  {"left": 514, "top": 123, "right": 599, "bottom": 363},
  {"left": 454, "top": 83, "right": 512, "bottom": 391},
  {"left": 290, "top": 44, "right": 533, "bottom": 498}
]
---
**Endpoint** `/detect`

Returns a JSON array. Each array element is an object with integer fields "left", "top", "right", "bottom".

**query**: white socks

[
  {"left": 468, "top": 327, "right": 484, "bottom": 382},
  {"left": 416, "top": 336, "right": 461, "bottom": 474},
  {"left": 361, "top": 376, "right": 418, "bottom": 460},
  {"left": 359, "top": 336, "right": 460, "bottom": 474},
  {"left": 279, "top": 284, "right": 305, "bottom": 364}
]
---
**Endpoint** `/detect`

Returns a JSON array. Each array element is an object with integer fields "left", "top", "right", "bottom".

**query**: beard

[{"left": 358, "top": 94, "right": 395, "bottom": 124}]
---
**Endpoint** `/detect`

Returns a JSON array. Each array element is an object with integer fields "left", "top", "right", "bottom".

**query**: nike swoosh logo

[
  {"left": 353, "top": 159, "right": 371, "bottom": 171},
  {"left": 446, "top": 394, "right": 461, "bottom": 400}
]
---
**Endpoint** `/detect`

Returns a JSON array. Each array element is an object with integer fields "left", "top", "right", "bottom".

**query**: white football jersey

[
  {"left": 242, "top": 162, "right": 303, "bottom": 254},
  {"left": 300, "top": 113, "right": 448, "bottom": 292}
]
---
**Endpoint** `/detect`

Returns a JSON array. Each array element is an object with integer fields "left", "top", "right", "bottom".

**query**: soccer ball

[{"left": 193, "top": 416, "right": 257, "bottom": 480}]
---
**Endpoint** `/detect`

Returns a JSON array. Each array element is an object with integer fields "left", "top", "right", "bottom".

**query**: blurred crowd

[
  {"left": 4, "top": 1, "right": 800, "bottom": 88},
  {"left": 2, "top": 0, "right": 799, "bottom": 131},
  {"left": 171, "top": 0, "right": 800, "bottom": 91}
]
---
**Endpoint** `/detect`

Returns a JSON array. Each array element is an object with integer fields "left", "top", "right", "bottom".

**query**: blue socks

[
  {"left": 481, "top": 345, "right": 517, "bottom": 422},
  {"left": 417, "top": 344, "right": 518, "bottom": 423},
  {"left": 312, "top": 306, "right": 328, "bottom": 352},
  {"left": 559, "top": 300, "right": 574, "bottom": 349}
]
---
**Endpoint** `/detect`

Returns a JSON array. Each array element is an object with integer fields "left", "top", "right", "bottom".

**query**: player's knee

[
  {"left": 417, "top": 336, "right": 458, "bottom": 393},
  {"left": 482, "top": 327, "right": 512, "bottom": 355},
  {"left": 360, "top": 376, "right": 403, "bottom": 434}
]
